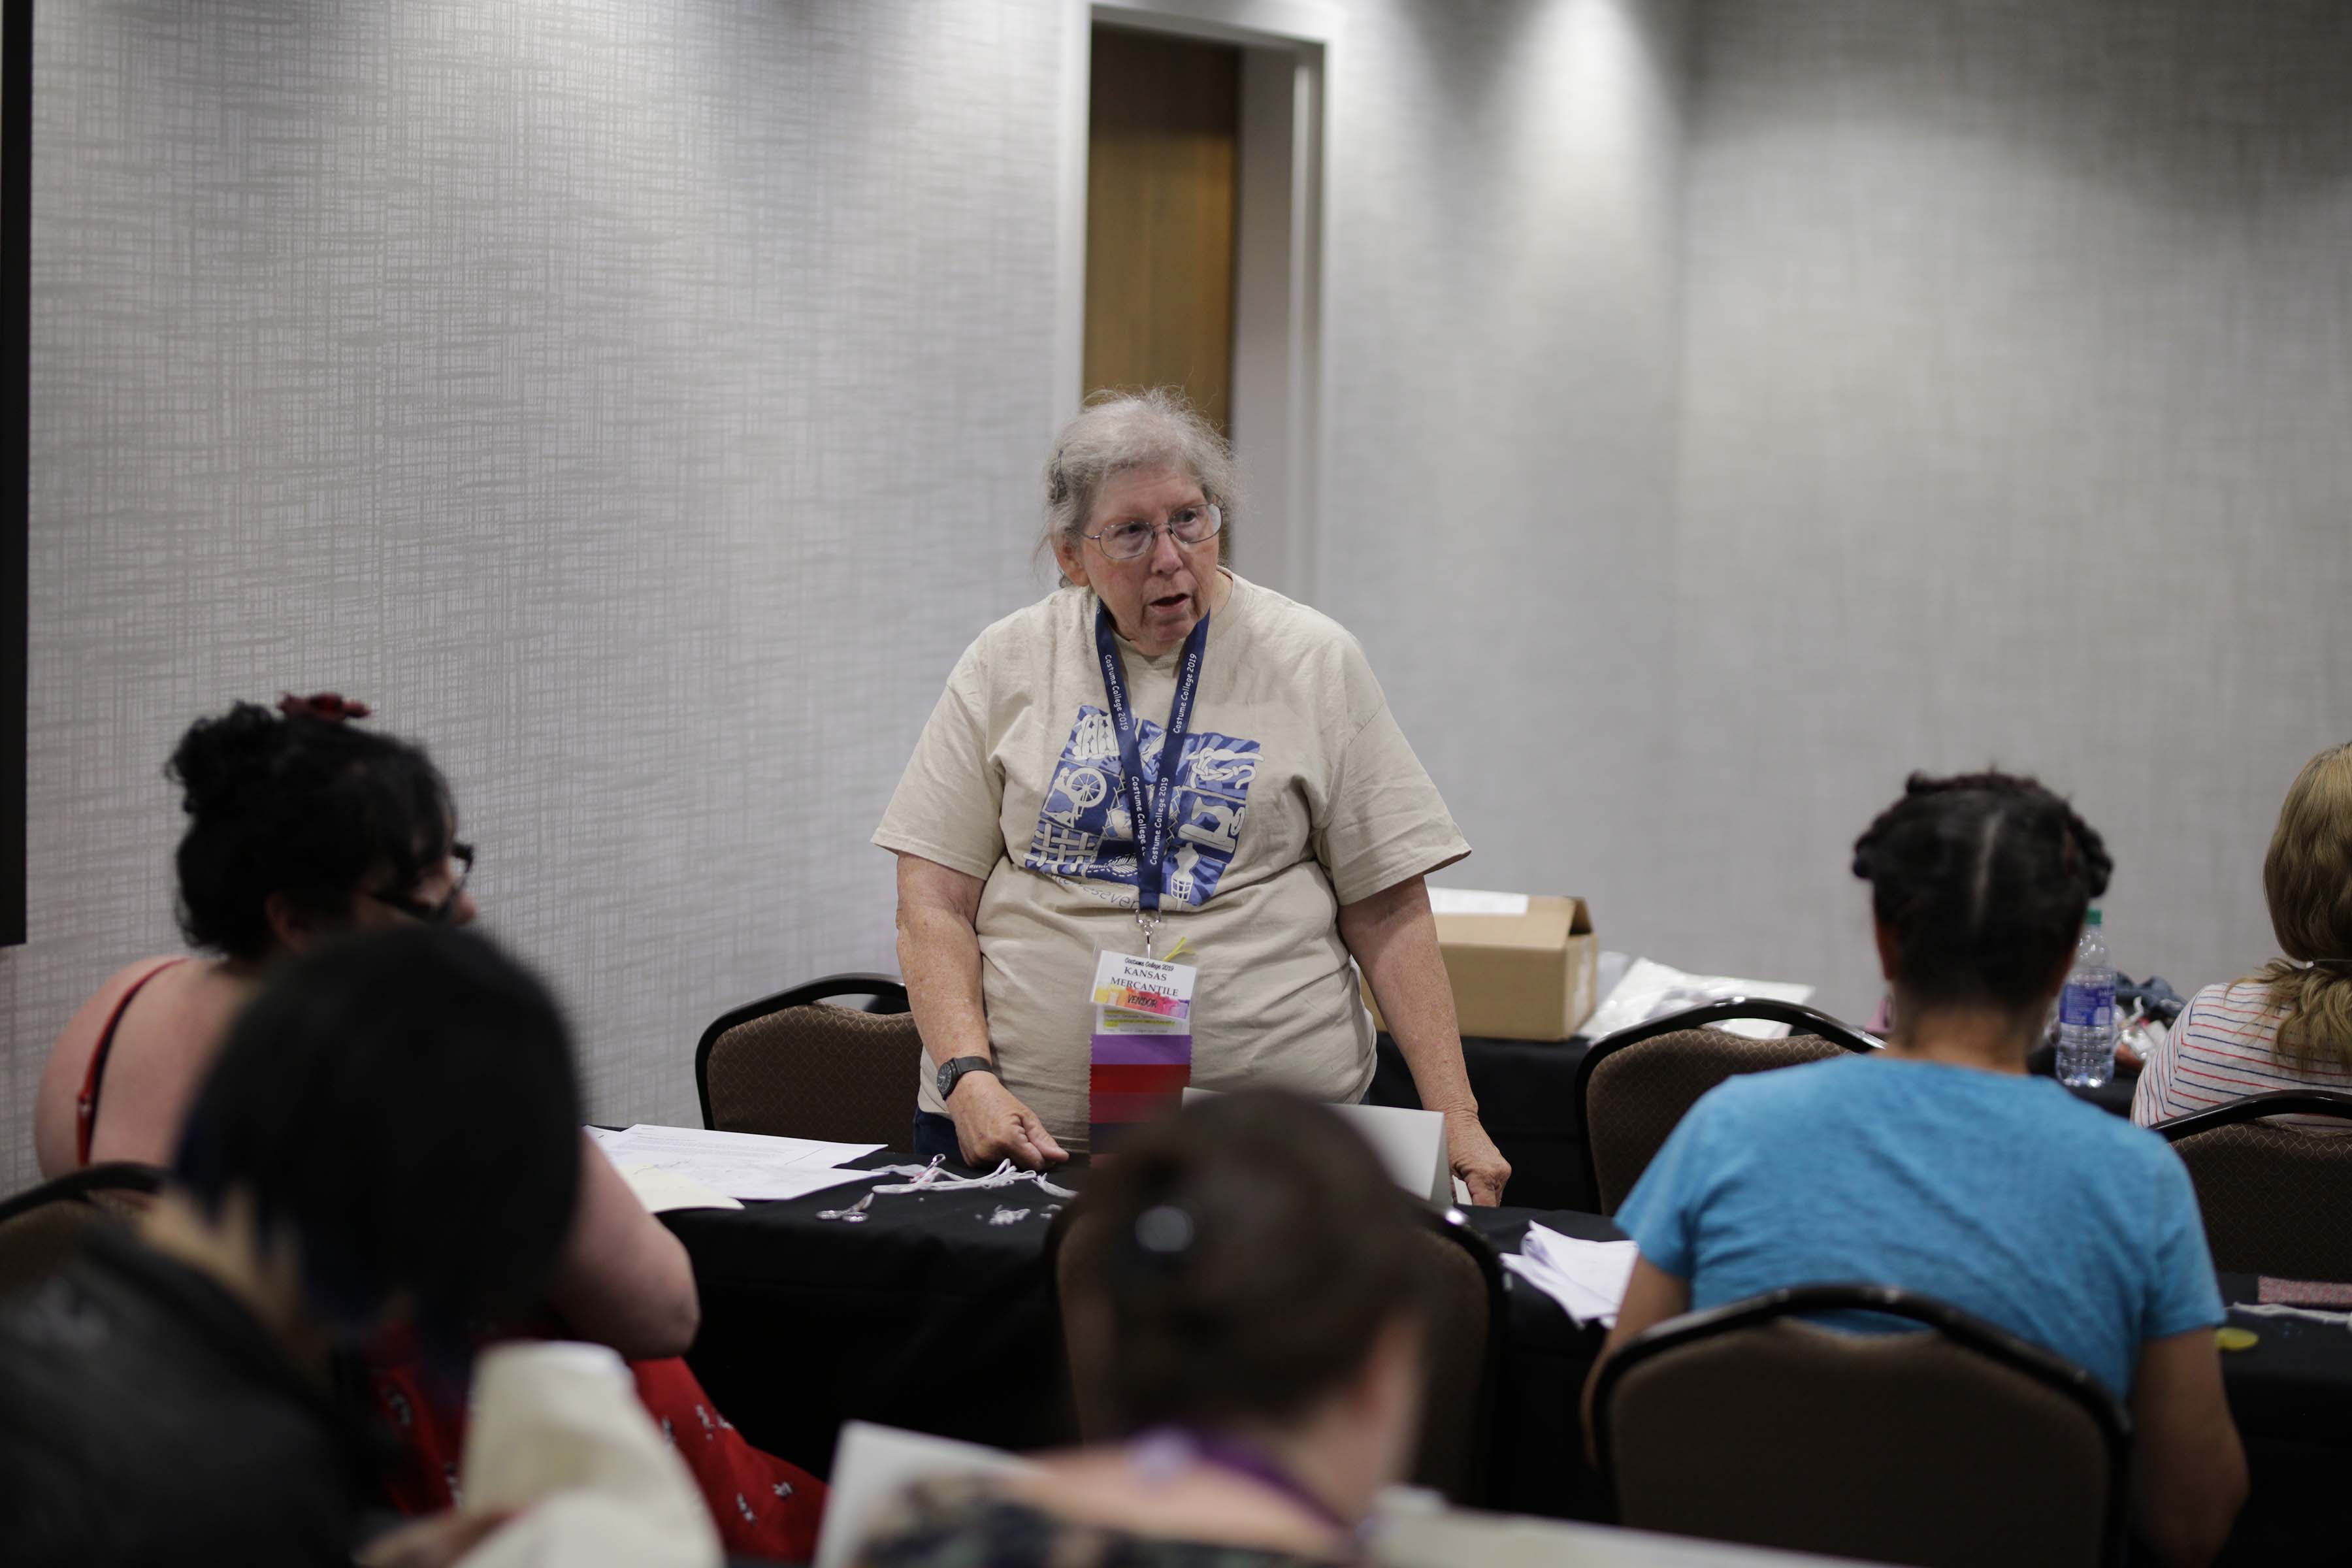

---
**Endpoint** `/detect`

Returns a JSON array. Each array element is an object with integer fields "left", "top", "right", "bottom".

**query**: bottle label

[{"left": 2060, "top": 981, "right": 2114, "bottom": 1030}]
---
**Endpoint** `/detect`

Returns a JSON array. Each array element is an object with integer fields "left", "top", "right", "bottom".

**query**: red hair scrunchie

[{"left": 277, "top": 692, "right": 372, "bottom": 723}]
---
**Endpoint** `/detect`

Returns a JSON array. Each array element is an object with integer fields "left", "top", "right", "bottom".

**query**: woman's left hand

[{"left": 1448, "top": 1111, "right": 1511, "bottom": 1206}]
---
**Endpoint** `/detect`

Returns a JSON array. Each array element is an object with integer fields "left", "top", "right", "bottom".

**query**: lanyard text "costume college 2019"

[{"left": 1093, "top": 601, "right": 1209, "bottom": 957}]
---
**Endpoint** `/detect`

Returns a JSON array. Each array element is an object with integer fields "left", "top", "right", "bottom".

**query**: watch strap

[{"left": 937, "top": 1055, "right": 999, "bottom": 1100}]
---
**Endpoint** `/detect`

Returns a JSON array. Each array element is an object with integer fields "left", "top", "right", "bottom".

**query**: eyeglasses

[
  {"left": 368, "top": 841, "right": 475, "bottom": 925},
  {"left": 1085, "top": 502, "right": 1223, "bottom": 562}
]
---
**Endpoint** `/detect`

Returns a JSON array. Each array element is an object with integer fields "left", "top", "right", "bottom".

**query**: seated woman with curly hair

[
  {"left": 1584, "top": 772, "right": 2246, "bottom": 1568},
  {"left": 31, "top": 694, "right": 821, "bottom": 1559}
]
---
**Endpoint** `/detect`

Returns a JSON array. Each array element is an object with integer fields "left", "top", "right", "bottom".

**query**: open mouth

[{"left": 1150, "top": 593, "right": 1190, "bottom": 612}]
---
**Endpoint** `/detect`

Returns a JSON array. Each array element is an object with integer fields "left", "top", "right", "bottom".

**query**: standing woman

[{"left": 875, "top": 390, "right": 1510, "bottom": 1201}]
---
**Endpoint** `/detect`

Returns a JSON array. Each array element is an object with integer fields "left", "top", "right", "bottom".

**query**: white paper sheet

[
  {"left": 1578, "top": 956, "right": 1816, "bottom": 1041},
  {"left": 610, "top": 1165, "right": 744, "bottom": 1215},
  {"left": 588, "top": 1124, "right": 883, "bottom": 1202},
  {"left": 1501, "top": 1224, "right": 1639, "bottom": 1326},
  {"left": 1426, "top": 887, "right": 1531, "bottom": 917}
]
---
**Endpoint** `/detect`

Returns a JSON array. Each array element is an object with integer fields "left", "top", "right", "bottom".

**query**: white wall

[
  {"left": 1668, "top": 0, "right": 2352, "bottom": 1019},
  {"left": 9, "top": 0, "right": 2350, "bottom": 1184},
  {"left": 5, "top": 0, "right": 1066, "bottom": 1188},
  {"left": 1321, "top": 0, "right": 1695, "bottom": 962}
]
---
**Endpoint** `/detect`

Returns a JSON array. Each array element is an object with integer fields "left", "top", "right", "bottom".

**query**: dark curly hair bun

[
  {"left": 1852, "top": 770, "right": 2112, "bottom": 1014},
  {"left": 166, "top": 699, "right": 455, "bottom": 960}
]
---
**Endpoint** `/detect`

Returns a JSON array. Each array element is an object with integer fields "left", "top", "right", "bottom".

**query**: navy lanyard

[{"left": 1093, "top": 600, "right": 1210, "bottom": 923}]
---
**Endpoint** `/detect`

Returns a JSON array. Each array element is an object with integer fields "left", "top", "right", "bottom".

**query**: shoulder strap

[{"left": 76, "top": 958, "right": 190, "bottom": 1168}]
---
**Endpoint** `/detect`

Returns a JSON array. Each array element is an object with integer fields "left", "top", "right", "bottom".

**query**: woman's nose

[{"left": 1148, "top": 527, "right": 1186, "bottom": 573}]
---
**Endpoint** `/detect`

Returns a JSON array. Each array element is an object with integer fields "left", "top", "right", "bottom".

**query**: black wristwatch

[{"left": 936, "top": 1056, "right": 1000, "bottom": 1102}]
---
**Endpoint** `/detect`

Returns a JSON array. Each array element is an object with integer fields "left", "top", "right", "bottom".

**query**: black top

[{"left": 0, "top": 1229, "right": 380, "bottom": 1567}]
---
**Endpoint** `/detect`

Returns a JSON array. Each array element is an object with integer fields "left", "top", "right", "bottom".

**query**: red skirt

[{"left": 368, "top": 1350, "right": 825, "bottom": 1561}]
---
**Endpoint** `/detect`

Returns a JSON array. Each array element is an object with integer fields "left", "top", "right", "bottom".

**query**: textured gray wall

[
  {"left": 6, "top": 0, "right": 1063, "bottom": 1187},
  {"left": 1669, "top": 0, "right": 2352, "bottom": 1019},
  {"left": 1323, "top": 0, "right": 1694, "bottom": 960},
  {"left": 9, "top": 0, "right": 2350, "bottom": 1185}
]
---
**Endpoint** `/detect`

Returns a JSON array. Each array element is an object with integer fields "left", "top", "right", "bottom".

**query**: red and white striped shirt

[{"left": 2132, "top": 979, "right": 2352, "bottom": 1135}]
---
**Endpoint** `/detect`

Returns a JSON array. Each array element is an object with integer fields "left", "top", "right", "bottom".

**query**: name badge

[
  {"left": 1089, "top": 949, "right": 1200, "bottom": 1152},
  {"left": 1090, "top": 951, "right": 1196, "bottom": 1019}
]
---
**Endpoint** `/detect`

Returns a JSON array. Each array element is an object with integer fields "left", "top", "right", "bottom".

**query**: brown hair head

[
  {"left": 2247, "top": 742, "right": 2352, "bottom": 1071},
  {"left": 1064, "top": 1091, "right": 1431, "bottom": 1435}
]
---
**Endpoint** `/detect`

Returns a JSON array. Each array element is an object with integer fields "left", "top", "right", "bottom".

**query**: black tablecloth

[
  {"left": 1371, "top": 1034, "right": 2141, "bottom": 1215},
  {"left": 1370, "top": 1034, "right": 1597, "bottom": 1211},
  {"left": 668, "top": 1159, "right": 2338, "bottom": 1550}
]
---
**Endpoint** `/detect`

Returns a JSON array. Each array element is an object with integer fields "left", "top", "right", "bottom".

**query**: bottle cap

[{"left": 2085, "top": 906, "right": 2102, "bottom": 928}]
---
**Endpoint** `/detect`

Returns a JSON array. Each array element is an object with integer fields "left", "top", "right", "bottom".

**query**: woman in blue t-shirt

[{"left": 1584, "top": 772, "right": 2246, "bottom": 1567}]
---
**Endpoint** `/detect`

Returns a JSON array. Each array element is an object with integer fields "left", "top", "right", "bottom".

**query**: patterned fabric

[
  {"left": 853, "top": 1479, "right": 1346, "bottom": 1568},
  {"left": 2131, "top": 981, "right": 2352, "bottom": 1134},
  {"left": 1585, "top": 1030, "right": 1850, "bottom": 1213},
  {"left": 706, "top": 1004, "right": 924, "bottom": 1148},
  {"left": 365, "top": 1350, "right": 825, "bottom": 1561},
  {"left": 2166, "top": 1122, "right": 2352, "bottom": 1279}
]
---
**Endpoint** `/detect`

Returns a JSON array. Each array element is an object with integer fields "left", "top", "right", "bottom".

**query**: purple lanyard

[{"left": 1132, "top": 1426, "right": 1356, "bottom": 1539}]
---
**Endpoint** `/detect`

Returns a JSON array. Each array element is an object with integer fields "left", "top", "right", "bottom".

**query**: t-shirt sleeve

[
  {"left": 1613, "top": 1098, "right": 1718, "bottom": 1282},
  {"left": 1313, "top": 644, "right": 1470, "bottom": 905},
  {"left": 872, "top": 642, "right": 1005, "bottom": 882},
  {"left": 2140, "top": 1145, "right": 2225, "bottom": 1342}
]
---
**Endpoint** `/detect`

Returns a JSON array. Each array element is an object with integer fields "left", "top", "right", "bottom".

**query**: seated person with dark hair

[
  {"left": 1584, "top": 772, "right": 2246, "bottom": 1568},
  {"left": 857, "top": 1091, "right": 1434, "bottom": 1568},
  {"left": 0, "top": 926, "right": 581, "bottom": 1568}
]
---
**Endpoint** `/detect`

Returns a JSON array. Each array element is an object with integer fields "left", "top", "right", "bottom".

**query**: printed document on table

[
  {"left": 1499, "top": 1226, "right": 1639, "bottom": 1326},
  {"left": 589, "top": 1124, "right": 884, "bottom": 1201}
]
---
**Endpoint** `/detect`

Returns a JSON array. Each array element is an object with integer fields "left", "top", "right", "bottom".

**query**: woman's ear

[
  {"left": 1872, "top": 920, "right": 1903, "bottom": 986},
  {"left": 1053, "top": 536, "right": 1090, "bottom": 589},
  {"left": 263, "top": 890, "right": 325, "bottom": 956}
]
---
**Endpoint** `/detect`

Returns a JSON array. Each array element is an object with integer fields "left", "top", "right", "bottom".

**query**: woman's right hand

[{"left": 948, "top": 1073, "right": 1068, "bottom": 1169}]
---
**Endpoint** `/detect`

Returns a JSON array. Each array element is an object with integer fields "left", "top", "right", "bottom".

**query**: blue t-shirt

[{"left": 1614, "top": 1053, "right": 2223, "bottom": 1398}]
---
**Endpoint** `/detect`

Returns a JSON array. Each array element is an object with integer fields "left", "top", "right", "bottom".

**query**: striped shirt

[{"left": 2131, "top": 979, "right": 2352, "bottom": 1135}]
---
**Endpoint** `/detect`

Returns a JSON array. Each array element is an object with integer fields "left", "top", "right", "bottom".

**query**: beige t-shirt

[{"left": 874, "top": 572, "right": 1469, "bottom": 1151}]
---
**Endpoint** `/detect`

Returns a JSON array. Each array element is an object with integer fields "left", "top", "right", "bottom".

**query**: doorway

[
  {"left": 1084, "top": 26, "right": 1242, "bottom": 435},
  {"left": 1063, "top": 3, "right": 1331, "bottom": 605}
]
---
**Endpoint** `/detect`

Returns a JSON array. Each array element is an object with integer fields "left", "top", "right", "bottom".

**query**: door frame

[{"left": 1057, "top": 0, "right": 1341, "bottom": 606}]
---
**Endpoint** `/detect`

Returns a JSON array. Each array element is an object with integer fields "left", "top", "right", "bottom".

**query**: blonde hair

[{"left": 2246, "top": 741, "right": 2352, "bottom": 1071}]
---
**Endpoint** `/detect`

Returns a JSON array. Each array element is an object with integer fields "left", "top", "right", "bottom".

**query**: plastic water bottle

[{"left": 2056, "top": 907, "right": 2118, "bottom": 1088}]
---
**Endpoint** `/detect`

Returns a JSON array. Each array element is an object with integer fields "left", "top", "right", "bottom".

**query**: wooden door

[{"left": 1084, "top": 27, "right": 1241, "bottom": 433}]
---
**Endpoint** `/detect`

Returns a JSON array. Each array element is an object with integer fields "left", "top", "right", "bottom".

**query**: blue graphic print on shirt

[{"left": 1023, "top": 704, "right": 1260, "bottom": 907}]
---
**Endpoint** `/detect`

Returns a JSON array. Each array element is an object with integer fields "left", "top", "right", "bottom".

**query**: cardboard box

[{"left": 1365, "top": 890, "right": 1597, "bottom": 1043}]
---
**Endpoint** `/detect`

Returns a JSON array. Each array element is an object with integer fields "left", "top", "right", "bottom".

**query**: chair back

[
  {"left": 696, "top": 973, "right": 921, "bottom": 1147},
  {"left": 1576, "top": 999, "right": 1877, "bottom": 1214},
  {"left": 0, "top": 1163, "right": 165, "bottom": 1303},
  {"left": 2156, "top": 1090, "right": 2352, "bottom": 1279},
  {"left": 1049, "top": 1204, "right": 1505, "bottom": 1505},
  {"left": 1593, "top": 1284, "right": 2129, "bottom": 1568}
]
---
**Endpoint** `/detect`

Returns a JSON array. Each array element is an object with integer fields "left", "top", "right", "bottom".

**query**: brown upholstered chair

[
  {"left": 0, "top": 1162, "right": 165, "bottom": 1305},
  {"left": 2155, "top": 1090, "right": 2352, "bottom": 1279},
  {"left": 1593, "top": 1284, "right": 2129, "bottom": 1568},
  {"left": 695, "top": 973, "right": 923, "bottom": 1147},
  {"left": 1575, "top": 999, "right": 1878, "bottom": 1215},
  {"left": 1049, "top": 1203, "right": 1506, "bottom": 1505}
]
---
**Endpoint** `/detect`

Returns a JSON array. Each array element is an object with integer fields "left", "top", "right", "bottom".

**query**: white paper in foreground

[
  {"left": 1501, "top": 1224, "right": 1639, "bottom": 1326},
  {"left": 1579, "top": 957, "right": 1815, "bottom": 1041},
  {"left": 587, "top": 1124, "right": 882, "bottom": 1201}
]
